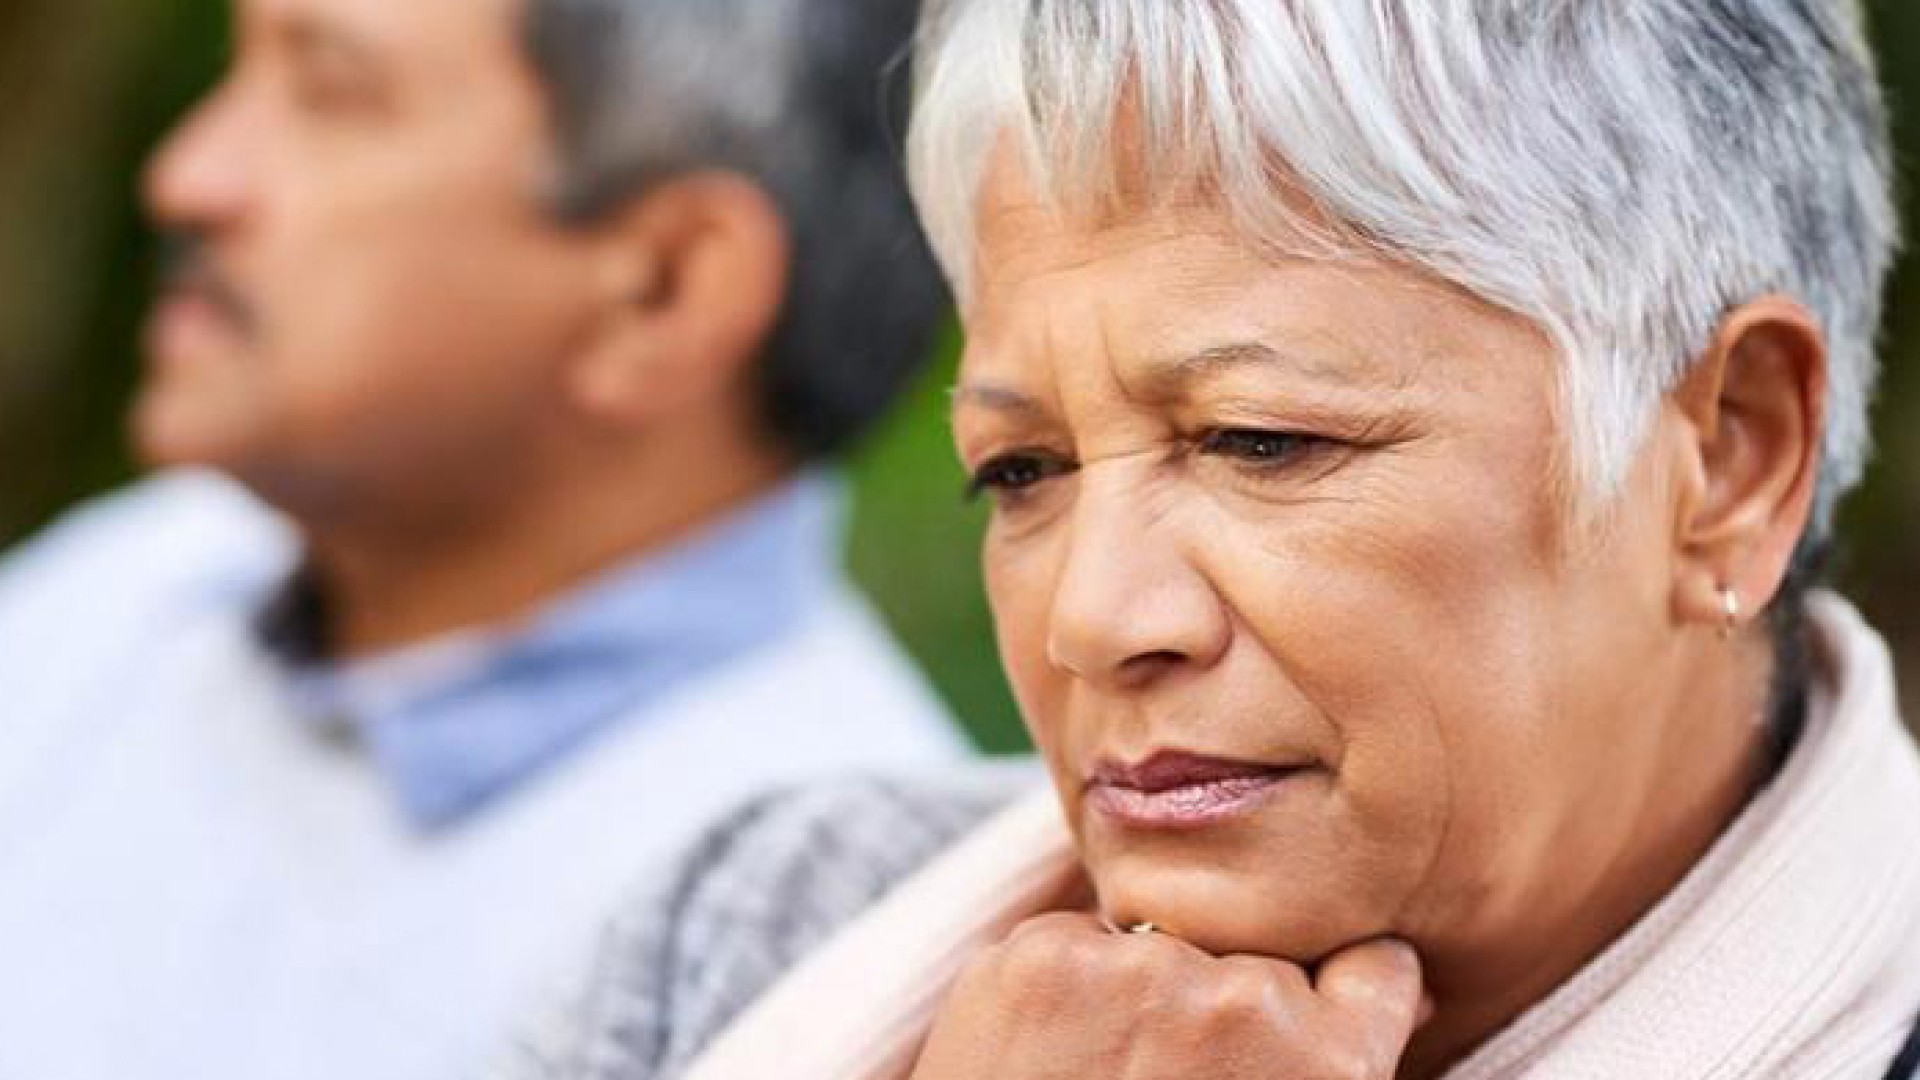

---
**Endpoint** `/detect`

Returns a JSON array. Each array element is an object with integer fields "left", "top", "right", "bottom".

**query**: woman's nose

[{"left": 1043, "top": 478, "right": 1231, "bottom": 689}]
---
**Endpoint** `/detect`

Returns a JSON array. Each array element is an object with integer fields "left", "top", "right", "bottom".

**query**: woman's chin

[{"left": 1088, "top": 853, "right": 1388, "bottom": 962}]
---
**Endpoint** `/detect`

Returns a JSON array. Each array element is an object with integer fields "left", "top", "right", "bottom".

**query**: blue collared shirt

[{"left": 272, "top": 472, "right": 844, "bottom": 829}]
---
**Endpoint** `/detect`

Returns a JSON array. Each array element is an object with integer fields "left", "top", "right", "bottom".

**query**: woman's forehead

[
  {"left": 960, "top": 234, "right": 1529, "bottom": 408},
  {"left": 960, "top": 144, "right": 1553, "bottom": 407},
  {"left": 967, "top": 138, "right": 1334, "bottom": 296}
]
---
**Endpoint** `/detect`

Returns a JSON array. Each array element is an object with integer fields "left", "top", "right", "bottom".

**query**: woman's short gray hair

[{"left": 908, "top": 0, "right": 1897, "bottom": 555}]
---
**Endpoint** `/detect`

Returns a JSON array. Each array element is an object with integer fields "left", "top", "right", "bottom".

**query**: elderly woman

[{"left": 507, "top": 1, "right": 1920, "bottom": 1078}]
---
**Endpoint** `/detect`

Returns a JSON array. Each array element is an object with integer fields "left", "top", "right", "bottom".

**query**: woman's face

[{"left": 954, "top": 158, "right": 1727, "bottom": 980}]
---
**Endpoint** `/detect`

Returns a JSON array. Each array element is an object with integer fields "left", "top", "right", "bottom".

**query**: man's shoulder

[
  {"left": 0, "top": 469, "right": 292, "bottom": 645},
  {"left": 1, "top": 470, "right": 289, "bottom": 594},
  {"left": 503, "top": 765, "right": 1041, "bottom": 1080}
]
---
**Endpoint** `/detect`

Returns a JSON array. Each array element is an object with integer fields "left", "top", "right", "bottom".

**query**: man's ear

[
  {"left": 566, "top": 171, "right": 791, "bottom": 427},
  {"left": 1667, "top": 295, "right": 1827, "bottom": 629}
]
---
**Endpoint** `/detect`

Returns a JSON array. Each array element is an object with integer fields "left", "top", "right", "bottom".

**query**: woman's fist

[{"left": 908, "top": 914, "right": 1424, "bottom": 1080}]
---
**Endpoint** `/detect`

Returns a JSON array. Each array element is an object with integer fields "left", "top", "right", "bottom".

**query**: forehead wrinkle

[
  {"left": 1075, "top": 442, "right": 1166, "bottom": 478},
  {"left": 1126, "top": 328, "right": 1405, "bottom": 405},
  {"left": 956, "top": 274, "right": 1120, "bottom": 400}
]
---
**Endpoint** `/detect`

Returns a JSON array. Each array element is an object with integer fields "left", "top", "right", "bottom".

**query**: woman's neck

[{"left": 1397, "top": 640, "right": 1780, "bottom": 1078}]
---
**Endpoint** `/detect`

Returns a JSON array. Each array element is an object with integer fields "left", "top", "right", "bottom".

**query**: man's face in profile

[{"left": 140, "top": 0, "right": 603, "bottom": 513}]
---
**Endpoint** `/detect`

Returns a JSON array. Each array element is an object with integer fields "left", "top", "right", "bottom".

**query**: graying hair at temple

[{"left": 522, "top": 0, "right": 947, "bottom": 460}]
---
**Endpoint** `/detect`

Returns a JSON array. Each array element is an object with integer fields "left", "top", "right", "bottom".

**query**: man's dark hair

[{"left": 524, "top": 0, "right": 948, "bottom": 460}]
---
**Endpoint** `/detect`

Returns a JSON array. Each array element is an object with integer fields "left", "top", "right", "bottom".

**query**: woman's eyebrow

[
  {"left": 1139, "top": 339, "right": 1385, "bottom": 395},
  {"left": 951, "top": 340, "right": 1394, "bottom": 415},
  {"left": 950, "top": 380, "right": 1045, "bottom": 416}
]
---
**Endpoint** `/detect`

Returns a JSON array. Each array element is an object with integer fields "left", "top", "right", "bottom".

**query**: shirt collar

[{"left": 259, "top": 471, "right": 845, "bottom": 830}]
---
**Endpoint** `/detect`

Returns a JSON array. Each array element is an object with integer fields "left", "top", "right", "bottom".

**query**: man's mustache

[{"left": 155, "top": 231, "right": 259, "bottom": 339}]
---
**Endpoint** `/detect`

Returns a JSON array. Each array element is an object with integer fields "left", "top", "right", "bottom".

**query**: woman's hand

[{"left": 907, "top": 913, "right": 1425, "bottom": 1080}]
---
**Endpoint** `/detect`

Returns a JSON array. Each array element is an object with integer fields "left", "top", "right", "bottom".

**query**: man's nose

[
  {"left": 1044, "top": 471, "right": 1231, "bottom": 690},
  {"left": 143, "top": 77, "right": 259, "bottom": 232}
]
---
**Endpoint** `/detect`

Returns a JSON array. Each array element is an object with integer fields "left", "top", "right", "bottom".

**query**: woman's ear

[
  {"left": 1668, "top": 295, "right": 1827, "bottom": 629},
  {"left": 565, "top": 171, "right": 791, "bottom": 428}
]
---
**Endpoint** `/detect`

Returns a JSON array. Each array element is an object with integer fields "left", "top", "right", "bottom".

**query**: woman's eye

[
  {"left": 1198, "top": 428, "right": 1319, "bottom": 464},
  {"left": 964, "top": 452, "right": 1073, "bottom": 503}
]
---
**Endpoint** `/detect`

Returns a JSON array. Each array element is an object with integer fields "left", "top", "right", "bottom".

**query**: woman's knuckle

[
  {"left": 1223, "top": 962, "right": 1283, "bottom": 1006},
  {"left": 997, "top": 922, "right": 1096, "bottom": 994},
  {"left": 1312, "top": 1044, "right": 1379, "bottom": 1080},
  {"left": 1147, "top": 976, "right": 1210, "bottom": 1032},
  {"left": 1104, "top": 938, "right": 1166, "bottom": 984}
]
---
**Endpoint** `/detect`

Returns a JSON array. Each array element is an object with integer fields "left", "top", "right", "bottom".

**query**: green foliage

[{"left": 846, "top": 329, "right": 1027, "bottom": 752}]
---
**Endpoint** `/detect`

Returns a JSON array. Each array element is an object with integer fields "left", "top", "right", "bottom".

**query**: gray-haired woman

[{"left": 507, "top": 2, "right": 1920, "bottom": 1077}]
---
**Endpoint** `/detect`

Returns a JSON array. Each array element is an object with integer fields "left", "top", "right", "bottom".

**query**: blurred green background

[{"left": 1, "top": 2, "right": 1916, "bottom": 750}]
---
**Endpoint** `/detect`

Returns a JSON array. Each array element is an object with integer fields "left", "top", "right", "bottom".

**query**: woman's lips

[{"left": 1084, "top": 751, "right": 1308, "bottom": 829}]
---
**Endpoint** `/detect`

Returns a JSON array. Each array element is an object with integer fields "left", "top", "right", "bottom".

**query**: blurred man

[{"left": 0, "top": 0, "right": 961, "bottom": 1075}]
